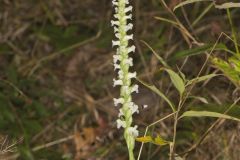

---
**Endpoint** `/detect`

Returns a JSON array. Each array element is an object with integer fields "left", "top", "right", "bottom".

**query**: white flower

[
  {"left": 115, "top": 33, "right": 120, "bottom": 39},
  {"left": 118, "top": 70, "right": 124, "bottom": 79},
  {"left": 112, "top": 0, "right": 118, "bottom": 6},
  {"left": 117, "top": 119, "right": 126, "bottom": 128},
  {"left": 113, "top": 55, "right": 121, "bottom": 63},
  {"left": 114, "top": 63, "right": 120, "bottom": 70},
  {"left": 125, "top": 23, "right": 133, "bottom": 32},
  {"left": 131, "top": 84, "right": 139, "bottom": 93},
  {"left": 128, "top": 125, "right": 139, "bottom": 137},
  {"left": 130, "top": 103, "right": 139, "bottom": 114},
  {"left": 113, "top": 79, "right": 123, "bottom": 87},
  {"left": 125, "top": 0, "right": 129, "bottom": 4},
  {"left": 125, "top": 6, "right": 133, "bottom": 13},
  {"left": 124, "top": 34, "right": 133, "bottom": 41},
  {"left": 112, "top": 40, "right": 120, "bottom": 47},
  {"left": 124, "top": 14, "right": 132, "bottom": 20},
  {"left": 127, "top": 45, "right": 136, "bottom": 53},
  {"left": 113, "top": 26, "right": 119, "bottom": 33},
  {"left": 143, "top": 105, "right": 148, "bottom": 109},
  {"left": 113, "top": 98, "right": 124, "bottom": 106},
  {"left": 127, "top": 72, "right": 136, "bottom": 79},
  {"left": 118, "top": 108, "right": 124, "bottom": 117},
  {"left": 111, "top": 20, "right": 119, "bottom": 26},
  {"left": 123, "top": 57, "right": 133, "bottom": 66}
]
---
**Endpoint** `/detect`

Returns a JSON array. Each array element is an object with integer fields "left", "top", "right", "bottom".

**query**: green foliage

[
  {"left": 163, "top": 68, "right": 185, "bottom": 96},
  {"left": 137, "top": 78, "right": 176, "bottom": 112},
  {"left": 171, "top": 43, "right": 233, "bottom": 60},
  {"left": 180, "top": 111, "right": 240, "bottom": 122},
  {"left": 136, "top": 135, "right": 170, "bottom": 146},
  {"left": 211, "top": 56, "right": 240, "bottom": 87}
]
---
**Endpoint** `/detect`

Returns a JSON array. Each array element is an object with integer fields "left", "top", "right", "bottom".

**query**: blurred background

[{"left": 0, "top": 0, "right": 240, "bottom": 159}]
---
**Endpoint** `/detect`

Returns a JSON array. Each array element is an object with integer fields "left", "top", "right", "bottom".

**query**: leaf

[
  {"left": 136, "top": 136, "right": 152, "bottom": 143},
  {"left": 136, "top": 135, "right": 170, "bottom": 146},
  {"left": 186, "top": 74, "right": 219, "bottom": 86},
  {"left": 188, "top": 104, "right": 240, "bottom": 118},
  {"left": 171, "top": 43, "right": 234, "bottom": 60},
  {"left": 154, "top": 16, "right": 179, "bottom": 26},
  {"left": 214, "top": 2, "right": 240, "bottom": 9},
  {"left": 188, "top": 96, "right": 208, "bottom": 104},
  {"left": 173, "top": 0, "right": 212, "bottom": 11},
  {"left": 137, "top": 78, "right": 176, "bottom": 112},
  {"left": 154, "top": 135, "right": 169, "bottom": 145},
  {"left": 141, "top": 40, "right": 169, "bottom": 68},
  {"left": 211, "top": 56, "right": 240, "bottom": 87},
  {"left": 179, "top": 111, "right": 240, "bottom": 122},
  {"left": 164, "top": 69, "right": 185, "bottom": 96}
]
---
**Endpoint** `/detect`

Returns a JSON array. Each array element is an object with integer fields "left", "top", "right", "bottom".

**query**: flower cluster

[{"left": 112, "top": 0, "right": 139, "bottom": 138}]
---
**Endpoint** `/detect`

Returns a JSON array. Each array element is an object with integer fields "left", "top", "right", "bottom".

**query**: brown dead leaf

[{"left": 74, "top": 128, "right": 96, "bottom": 160}]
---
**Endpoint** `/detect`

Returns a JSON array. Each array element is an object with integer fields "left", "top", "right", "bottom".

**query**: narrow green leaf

[
  {"left": 188, "top": 96, "right": 208, "bottom": 104},
  {"left": 136, "top": 135, "right": 170, "bottom": 146},
  {"left": 137, "top": 78, "right": 176, "bottom": 112},
  {"left": 211, "top": 56, "right": 240, "bottom": 87},
  {"left": 154, "top": 135, "right": 169, "bottom": 145},
  {"left": 136, "top": 136, "right": 152, "bottom": 143},
  {"left": 180, "top": 111, "right": 240, "bottom": 122},
  {"left": 164, "top": 69, "right": 185, "bottom": 95},
  {"left": 215, "top": 2, "right": 240, "bottom": 9},
  {"left": 186, "top": 74, "right": 219, "bottom": 86},
  {"left": 171, "top": 44, "right": 235, "bottom": 60},
  {"left": 174, "top": 0, "right": 212, "bottom": 11},
  {"left": 154, "top": 17, "right": 179, "bottom": 26},
  {"left": 141, "top": 40, "right": 169, "bottom": 68}
]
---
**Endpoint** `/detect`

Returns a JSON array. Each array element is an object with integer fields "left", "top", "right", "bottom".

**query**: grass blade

[
  {"left": 173, "top": 0, "right": 212, "bottom": 11},
  {"left": 186, "top": 73, "right": 219, "bottom": 86},
  {"left": 180, "top": 111, "right": 240, "bottom": 122},
  {"left": 164, "top": 69, "right": 185, "bottom": 96},
  {"left": 214, "top": 2, "right": 240, "bottom": 9},
  {"left": 137, "top": 78, "right": 176, "bottom": 112}
]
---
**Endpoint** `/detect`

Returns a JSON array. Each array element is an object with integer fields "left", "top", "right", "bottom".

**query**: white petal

[
  {"left": 113, "top": 98, "right": 124, "bottom": 106},
  {"left": 113, "top": 55, "right": 121, "bottom": 63},
  {"left": 132, "top": 104, "right": 139, "bottom": 114},
  {"left": 131, "top": 84, "right": 139, "bottom": 93},
  {"left": 117, "top": 119, "right": 126, "bottom": 129},
  {"left": 113, "top": 79, "right": 123, "bottom": 87},
  {"left": 112, "top": 0, "right": 118, "bottom": 6},
  {"left": 124, "top": 34, "right": 133, "bottom": 41},
  {"left": 114, "top": 63, "right": 120, "bottom": 70},
  {"left": 115, "top": 33, "right": 120, "bottom": 39},
  {"left": 125, "top": 23, "right": 133, "bottom": 31},
  {"left": 128, "top": 125, "right": 139, "bottom": 137},
  {"left": 127, "top": 45, "right": 135, "bottom": 53},
  {"left": 143, "top": 105, "right": 148, "bottom": 109},
  {"left": 118, "top": 70, "right": 124, "bottom": 79},
  {"left": 124, "top": 14, "right": 132, "bottom": 20},
  {"left": 112, "top": 40, "right": 120, "bottom": 47},
  {"left": 113, "top": 26, "right": 119, "bottom": 33},
  {"left": 125, "top": 6, "right": 133, "bottom": 13},
  {"left": 118, "top": 108, "right": 124, "bottom": 117},
  {"left": 111, "top": 20, "right": 119, "bottom": 26},
  {"left": 123, "top": 57, "right": 133, "bottom": 66},
  {"left": 128, "top": 72, "right": 137, "bottom": 79}
]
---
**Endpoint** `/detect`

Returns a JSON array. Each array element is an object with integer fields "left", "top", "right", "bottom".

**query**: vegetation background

[{"left": 0, "top": 0, "right": 240, "bottom": 159}]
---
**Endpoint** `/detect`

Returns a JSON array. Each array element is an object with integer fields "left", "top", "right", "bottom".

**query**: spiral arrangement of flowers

[{"left": 111, "top": 0, "right": 139, "bottom": 159}]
